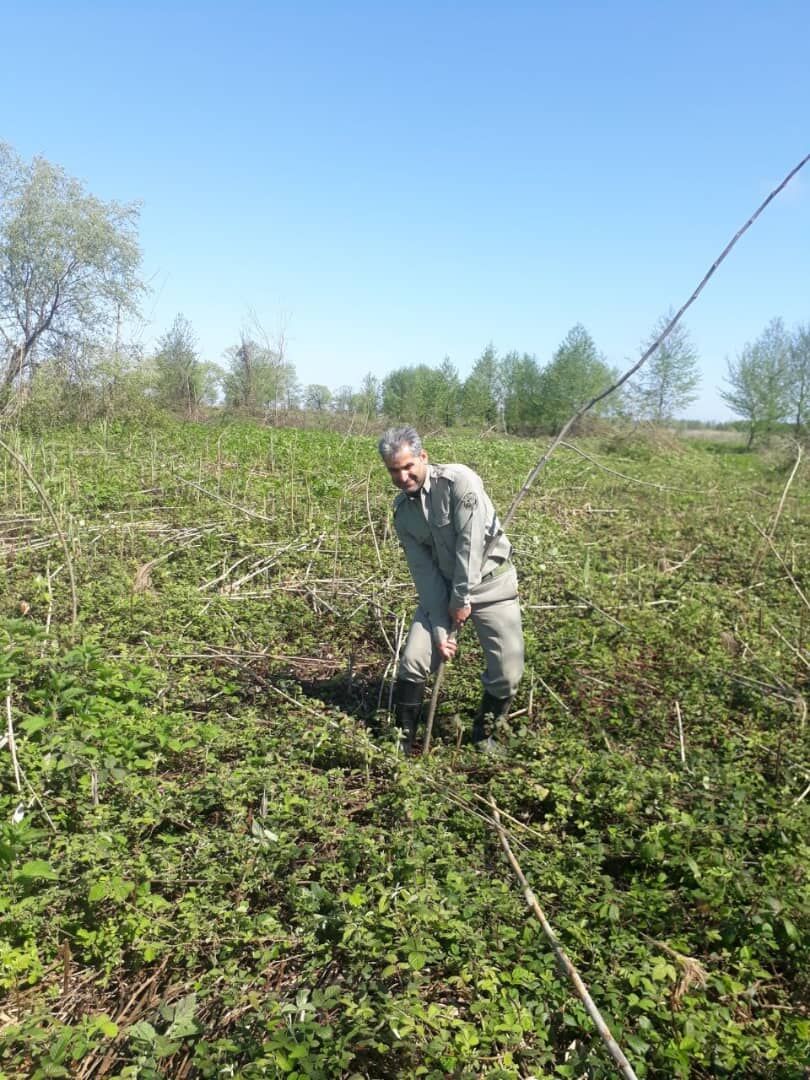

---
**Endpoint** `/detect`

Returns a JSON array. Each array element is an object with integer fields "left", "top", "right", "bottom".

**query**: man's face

[{"left": 385, "top": 445, "right": 429, "bottom": 495}]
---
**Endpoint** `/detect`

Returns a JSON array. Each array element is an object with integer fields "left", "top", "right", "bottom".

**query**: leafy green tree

[
  {"left": 22, "top": 340, "right": 154, "bottom": 429},
  {"left": 381, "top": 365, "right": 429, "bottom": 424},
  {"left": 630, "top": 312, "right": 701, "bottom": 421},
  {"left": 787, "top": 323, "right": 810, "bottom": 435},
  {"left": 154, "top": 314, "right": 218, "bottom": 418},
  {"left": 355, "top": 373, "right": 381, "bottom": 419},
  {"left": 501, "top": 350, "right": 543, "bottom": 433},
  {"left": 719, "top": 318, "right": 791, "bottom": 447},
  {"left": 381, "top": 367, "right": 408, "bottom": 419},
  {"left": 462, "top": 344, "right": 502, "bottom": 427},
  {"left": 435, "top": 357, "right": 462, "bottom": 426},
  {"left": 537, "top": 324, "right": 613, "bottom": 433},
  {"left": 381, "top": 361, "right": 462, "bottom": 427},
  {"left": 332, "top": 385, "right": 356, "bottom": 413},
  {"left": 305, "top": 384, "right": 332, "bottom": 411},
  {"left": 223, "top": 333, "right": 296, "bottom": 414},
  {"left": 223, "top": 335, "right": 263, "bottom": 410},
  {"left": 0, "top": 142, "right": 142, "bottom": 401}
]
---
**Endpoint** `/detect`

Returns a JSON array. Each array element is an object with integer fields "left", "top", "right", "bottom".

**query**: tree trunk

[{"left": 1, "top": 344, "right": 27, "bottom": 395}]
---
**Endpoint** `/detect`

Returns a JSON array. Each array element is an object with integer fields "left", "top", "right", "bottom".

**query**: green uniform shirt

[{"left": 393, "top": 463, "right": 513, "bottom": 644}]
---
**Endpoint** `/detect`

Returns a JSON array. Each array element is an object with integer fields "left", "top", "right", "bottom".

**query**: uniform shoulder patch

[{"left": 460, "top": 490, "right": 478, "bottom": 509}]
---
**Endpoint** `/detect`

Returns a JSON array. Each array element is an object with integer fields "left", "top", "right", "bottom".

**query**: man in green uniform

[{"left": 379, "top": 425, "right": 524, "bottom": 753}]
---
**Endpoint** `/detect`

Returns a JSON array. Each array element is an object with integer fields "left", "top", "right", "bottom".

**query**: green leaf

[
  {"left": 93, "top": 1015, "right": 119, "bottom": 1038},
  {"left": 250, "top": 819, "right": 278, "bottom": 842},
  {"left": 346, "top": 886, "right": 364, "bottom": 908},
  {"left": 626, "top": 1033, "right": 649, "bottom": 1055},
  {"left": 20, "top": 715, "right": 48, "bottom": 735},
  {"left": 16, "top": 859, "right": 58, "bottom": 881},
  {"left": 166, "top": 993, "right": 201, "bottom": 1040},
  {"left": 781, "top": 917, "right": 799, "bottom": 942},
  {"left": 154, "top": 1033, "right": 182, "bottom": 1058},
  {"left": 128, "top": 1020, "right": 157, "bottom": 1046}
]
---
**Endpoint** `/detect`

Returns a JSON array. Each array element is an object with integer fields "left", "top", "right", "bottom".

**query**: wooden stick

[
  {"left": 663, "top": 544, "right": 703, "bottom": 575},
  {"left": 489, "top": 796, "right": 639, "bottom": 1080},
  {"left": 389, "top": 614, "right": 405, "bottom": 716},
  {"left": 6, "top": 684, "right": 22, "bottom": 793},
  {"left": 675, "top": 700, "right": 687, "bottom": 768},
  {"left": 365, "top": 467, "right": 383, "bottom": 569},
  {"left": 770, "top": 624, "right": 810, "bottom": 670},
  {"left": 423, "top": 628, "right": 458, "bottom": 754},
  {"left": 539, "top": 675, "right": 571, "bottom": 714}
]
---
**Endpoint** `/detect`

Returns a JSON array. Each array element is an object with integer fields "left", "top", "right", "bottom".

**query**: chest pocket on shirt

[
  {"left": 430, "top": 481, "right": 452, "bottom": 526},
  {"left": 430, "top": 483, "right": 455, "bottom": 559}
]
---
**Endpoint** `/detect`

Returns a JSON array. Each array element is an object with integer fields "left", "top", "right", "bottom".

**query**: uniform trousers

[{"left": 398, "top": 564, "right": 524, "bottom": 699}]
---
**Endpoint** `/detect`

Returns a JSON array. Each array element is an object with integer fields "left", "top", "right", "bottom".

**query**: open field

[
  {"left": 1, "top": 420, "right": 808, "bottom": 1078},
  {"left": 670, "top": 429, "right": 748, "bottom": 445}
]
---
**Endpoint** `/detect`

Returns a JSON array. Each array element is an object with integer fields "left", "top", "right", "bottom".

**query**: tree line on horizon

[{"left": 1, "top": 140, "right": 808, "bottom": 445}]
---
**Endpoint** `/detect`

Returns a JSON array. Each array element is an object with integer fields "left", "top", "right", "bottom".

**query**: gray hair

[{"left": 378, "top": 425, "right": 423, "bottom": 462}]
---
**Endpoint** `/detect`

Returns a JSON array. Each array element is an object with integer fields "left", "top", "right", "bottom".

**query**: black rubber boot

[
  {"left": 394, "top": 678, "right": 426, "bottom": 755},
  {"left": 471, "top": 691, "right": 512, "bottom": 755}
]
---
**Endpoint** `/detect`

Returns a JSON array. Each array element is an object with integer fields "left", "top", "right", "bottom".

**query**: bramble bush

[{"left": 0, "top": 420, "right": 807, "bottom": 1077}]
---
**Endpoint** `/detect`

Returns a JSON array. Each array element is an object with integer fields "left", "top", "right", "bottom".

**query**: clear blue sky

[{"left": 3, "top": 1, "right": 808, "bottom": 419}]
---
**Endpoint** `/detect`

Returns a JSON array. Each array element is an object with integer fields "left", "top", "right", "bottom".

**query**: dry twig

[
  {"left": 489, "top": 796, "right": 639, "bottom": 1080},
  {"left": 675, "top": 700, "right": 687, "bottom": 768},
  {"left": 640, "top": 934, "right": 708, "bottom": 1009},
  {"left": 5, "top": 684, "right": 22, "bottom": 793}
]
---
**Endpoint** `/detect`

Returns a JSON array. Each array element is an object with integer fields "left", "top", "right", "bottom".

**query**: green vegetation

[
  {"left": 1, "top": 420, "right": 807, "bottom": 1077},
  {"left": 629, "top": 314, "right": 701, "bottom": 424},
  {"left": 720, "top": 319, "right": 805, "bottom": 448},
  {"left": 153, "top": 315, "right": 221, "bottom": 420}
]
